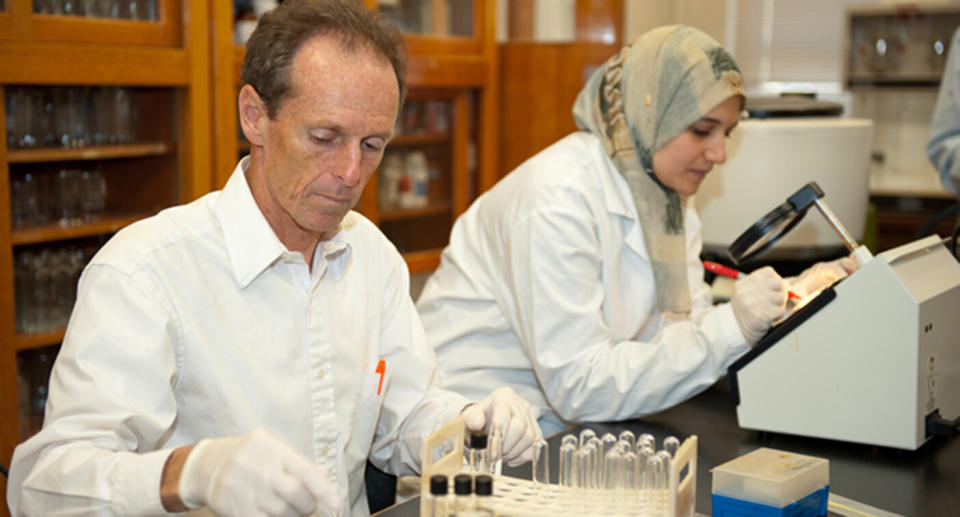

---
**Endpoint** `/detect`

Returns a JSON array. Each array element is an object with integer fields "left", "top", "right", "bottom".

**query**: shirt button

[
  {"left": 322, "top": 445, "right": 330, "bottom": 455},
  {"left": 316, "top": 368, "right": 325, "bottom": 380}
]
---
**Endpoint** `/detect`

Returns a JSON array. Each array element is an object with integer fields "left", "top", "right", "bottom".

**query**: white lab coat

[
  {"left": 416, "top": 132, "right": 749, "bottom": 435},
  {"left": 8, "top": 159, "right": 468, "bottom": 516}
]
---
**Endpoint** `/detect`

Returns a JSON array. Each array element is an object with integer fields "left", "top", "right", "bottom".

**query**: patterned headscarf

[{"left": 572, "top": 25, "right": 745, "bottom": 316}]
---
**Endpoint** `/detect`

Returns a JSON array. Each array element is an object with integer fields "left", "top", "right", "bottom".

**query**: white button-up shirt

[
  {"left": 8, "top": 159, "right": 468, "bottom": 516},
  {"left": 416, "top": 132, "right": 748, "bottom": 436}
]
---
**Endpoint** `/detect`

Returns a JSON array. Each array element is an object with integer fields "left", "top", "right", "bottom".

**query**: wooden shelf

[
  {"left": 379, "top": 201, "right": 452, "bottom": 222},
  {"left": 7, "top": 142, "right": 174, "bottom": 163},
  {"left": 402, "top": 248, "right": 442, "bottom": 274},
  {"left": 14, "top": 329, "right": 65, "bottom": 352},
  {"left": 11, "top": 212, "right": 152, "bottom": 246},
  {"left": 391, "top": 132, "right": 450, "bottom": 146}
]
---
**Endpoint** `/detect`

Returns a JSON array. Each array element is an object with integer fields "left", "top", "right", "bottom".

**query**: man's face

[{"left": 249, "top": 35, "right": 398, "bottom": 241}]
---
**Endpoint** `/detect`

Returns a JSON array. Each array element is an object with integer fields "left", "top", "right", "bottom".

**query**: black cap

[
  {"left": 469, "top": 432, "right": 488, "bottom": 449},
  {"left": 453, "top": 473, "right": 473, "bottom": 495},
  {"left": 474, "top": 474, "right": 493, "bottom": 496},
  {"left": 430, "top": 475, "right": 448, "bottom": 496}
]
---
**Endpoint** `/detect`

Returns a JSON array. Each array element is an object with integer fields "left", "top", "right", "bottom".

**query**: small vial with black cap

[
  {"left": 453, "top": 473, "right": 474, "bottom": 515},
  {"left": 468, "top": 432, "right": 487, "bottom": 473},
  {"left": 471, "top": 474, "right": 495, "bottom": 516},
  {"left": 427, "top": 474, "right": 450, "bottom": 517}
]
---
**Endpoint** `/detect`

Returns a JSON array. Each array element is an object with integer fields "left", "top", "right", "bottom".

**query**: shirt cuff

[
  {"left": 111, "top": 448, "right": 177, "bottom": 516},
  {"left": 707, "top": 303, "right": 751, "bottom": 364}
]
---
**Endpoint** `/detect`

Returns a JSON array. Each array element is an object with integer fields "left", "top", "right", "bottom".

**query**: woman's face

[{"left": 651, "top": 95, "right": 742, "bottom": 196}]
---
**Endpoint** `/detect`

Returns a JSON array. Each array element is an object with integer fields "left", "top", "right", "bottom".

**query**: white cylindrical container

[
  {"left": 405, "top": 151, "right": 429, "bottom": 208},
  {"left": 379, "top": 153, "right": 404, "bottom": 210},
  {"left": 696, "top": 117, "right": 874, "bottom": 261}
]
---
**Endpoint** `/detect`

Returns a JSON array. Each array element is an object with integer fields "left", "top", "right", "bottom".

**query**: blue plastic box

[{"left": 712, "top": 486, "right": 829, "bottom": 516}]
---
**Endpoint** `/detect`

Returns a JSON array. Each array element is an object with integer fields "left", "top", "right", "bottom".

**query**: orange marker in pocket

[{"left": 376, "top": 359, "right": 386, "bottom": 396}]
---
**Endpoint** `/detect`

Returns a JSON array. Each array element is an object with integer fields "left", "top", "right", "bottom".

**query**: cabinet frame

[{"left": 0, "top": 2, "right": 212, "bottom": 502}]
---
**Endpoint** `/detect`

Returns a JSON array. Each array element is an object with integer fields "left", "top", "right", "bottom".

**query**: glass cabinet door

[{"left": 378, "top": 0, "right": 473, "bottom": 37}]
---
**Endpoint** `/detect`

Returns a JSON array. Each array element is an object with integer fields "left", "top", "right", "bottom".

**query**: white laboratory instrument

[
  {"left": 727, "top": 182, "right": 960, "bottom": 450},
  {"left": 696, "top": 97, "right": 873, "bottom": 261}
]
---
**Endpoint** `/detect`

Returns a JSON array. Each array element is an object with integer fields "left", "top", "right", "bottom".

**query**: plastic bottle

[
  {"left": 378, "top": 153, "right": 404, "bottom": 210},
  {"left": 404, "top": 151, "right": 429, "bottom": 208}
]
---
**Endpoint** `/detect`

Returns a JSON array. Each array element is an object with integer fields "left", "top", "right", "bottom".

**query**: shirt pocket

[{"left": 345, "top": 370, "right": 389, "bottom": 477}]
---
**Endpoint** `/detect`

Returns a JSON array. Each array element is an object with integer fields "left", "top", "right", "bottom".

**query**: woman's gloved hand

[
  {"left": 462, "top": 387, "right": 543, "bottom": 467},
  {"left": 179, "top": 428, "right": 341, "bottom": 517},
  {"left": 730, "top": 266, "right": 788, "bottom": 345},
  {"left": 788, "top": 255, "right": 859, "bottom": 298}
]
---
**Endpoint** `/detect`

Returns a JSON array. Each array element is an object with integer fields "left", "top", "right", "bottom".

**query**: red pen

[{"left": 703, "top": 260, "right": 801, "bottom": 300}]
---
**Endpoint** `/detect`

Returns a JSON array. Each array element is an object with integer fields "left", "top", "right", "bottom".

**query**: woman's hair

[{"left": 242, "top": 0, "right": 407, "bottom": 118}]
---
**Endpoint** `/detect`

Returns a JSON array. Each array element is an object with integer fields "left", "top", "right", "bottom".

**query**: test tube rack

[{"left": 421, "top": 417, "right": 698, "bottom": 516}]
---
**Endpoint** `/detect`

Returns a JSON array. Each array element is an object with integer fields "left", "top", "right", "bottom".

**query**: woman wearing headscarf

[{"left": 416, "top": 26, "right": 854, "bottom": 435}]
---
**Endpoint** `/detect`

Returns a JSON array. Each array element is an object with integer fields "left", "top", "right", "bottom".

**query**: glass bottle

[
  {"left": 453, "top": 473, "right": 473, "bottom": 515},
  {"left": 428, "top": 474, "right": 449, "bottom": 517}
]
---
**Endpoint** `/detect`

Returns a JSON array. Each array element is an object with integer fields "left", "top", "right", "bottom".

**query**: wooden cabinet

[
  {"left": 210, "top": 0, "right": 498, "bottom": 273},
  {"left": 0, "top": 0, "right": 212, "bottom": 500}
]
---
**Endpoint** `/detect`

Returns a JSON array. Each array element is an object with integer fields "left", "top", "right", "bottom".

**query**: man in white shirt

[{"left": 6, "top": 1, "right": 540, "bottom": 515}]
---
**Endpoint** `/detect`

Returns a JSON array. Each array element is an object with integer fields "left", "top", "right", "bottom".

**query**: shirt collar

[
  {"left": 215, "top": 158, "right": 288, "bottom": 288},
  {"left": 216, "top": 158, "right": 354, "bottom": 287}
]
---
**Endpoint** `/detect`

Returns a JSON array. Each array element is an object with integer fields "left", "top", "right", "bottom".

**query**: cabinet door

[
  {"left": 4, "top": 0, "right": 180, "bottom": 46},
  {"left": 360, "top": 89, "right": 470, "bottom": 272}
]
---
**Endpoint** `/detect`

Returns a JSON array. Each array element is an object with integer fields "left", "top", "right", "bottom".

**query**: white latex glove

[
  {"left": 788, "top": 255, "right": 859, "bottom": 298},
  {"left": 730, "top": 266, "right": 788, "bottom": 345},
  {"left": 179, "top": 428, "right": 341, "bottom": 517},
  {"left": 463, "top": 387, "right": 542, "bottom": 467}
]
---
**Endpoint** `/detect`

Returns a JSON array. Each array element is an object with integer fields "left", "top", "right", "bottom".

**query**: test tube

[
  {"left": 469, "top": 432, "right": 487, "bottom": 473},
  {"left": 649, "top": 454, "right": 667, "bottom": 511},
  {"left": 603, "top": 448, "right": 623, "bottom": 490},
  {"left": 559, "top": 441, "right": 576, "bottom": 487},
  {"left": 572, "top": 448, "right": 589, "bottom": 489},
  {"left": 663, "top": 435, "right": 680, "bottom": 458},
  {"left": 600, "top": 433, "right": 618, "bottom": 464},
  {"left": 618, "top": 430, "right": 636, "bottom": 452},
  {"left": 637, "top": 446, "right": 653, "bottom": 491},
  {"left": 579, "top": 428, "right": 597, "bottom": 449},
  {"left": 561, "top": 433, "right": 578, "bottom": 450},
  {"left": 532, "top": 438, "right": 549, "bottom": 487},
  {"left": 656, "top": 450, "right": 673, "bottom": 490},
  {"left": 429, "top": 474, "right": 450, "bottom": 517},
  {"left": 637, "top": 433, "right": 655, "bottom": 452},
  {"left": 622, "top": 451, "right": 638, "bottom": 490},
  {"left": 487, "top": 426, "right": 503, "bottom": 474},
  {"left": 585, "top": 441, "right": 601, "bottom": 489},
  {"left": 622, "top": 450, "right": 640, "bottom": 511}
]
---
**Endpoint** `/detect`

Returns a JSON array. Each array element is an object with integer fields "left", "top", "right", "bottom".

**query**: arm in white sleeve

[
  {"left": 7, "top": 263, "right": 181, "bottom": 516},
  {"left": 495, "top": 206, "right": 747, "bottom": 424},
  {"left": 928, "top": 26, "right": 960, "bottom": 194},
  {"left": 366, "top": 245, "right": 470, "bottom": 477}
]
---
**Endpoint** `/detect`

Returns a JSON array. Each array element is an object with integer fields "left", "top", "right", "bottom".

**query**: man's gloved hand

[
  {"left": 730, "top": 266, "right": 788, "bottom": 345},
  {"left": 462, "top": 387, "right": 542, "bottom": 467},
  {"left": 179, "top": 428, "right": 341, "bottom": 517},
  {"left": 788, "top": 255, "right": 859, "bottom": 298}
]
